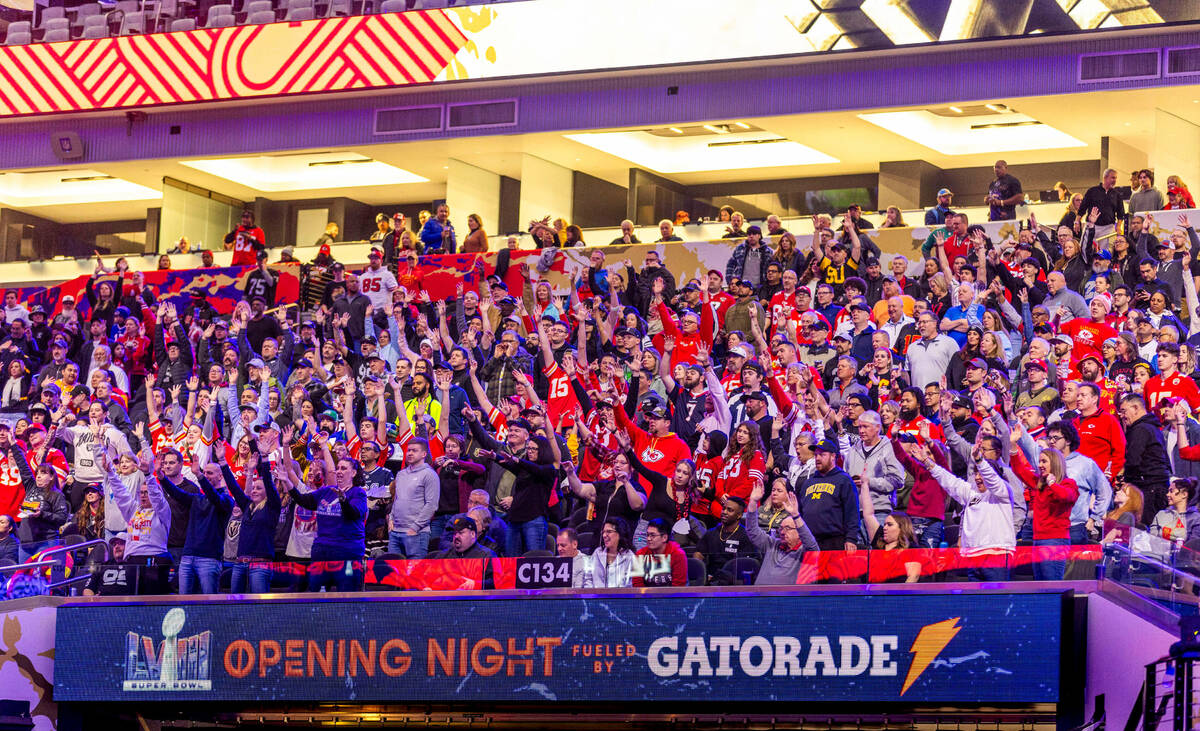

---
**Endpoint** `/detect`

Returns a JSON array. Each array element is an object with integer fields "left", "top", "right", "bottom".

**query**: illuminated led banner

[
  {"left": 0, "top": 0, "right": 1179, "bottom": 117},
  {"left": 54, "top": 591, "right": 1066, "bottom": 703}
]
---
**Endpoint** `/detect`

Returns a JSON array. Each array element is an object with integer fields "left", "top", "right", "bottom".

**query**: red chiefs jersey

[
  {"left": 769, "top": 291, "right": 800, "bottom": 338},
  {"left": 148, "top": 419, "right": 180, "bottom": 454},
  {"left": 543, "top": 361, "right": 578, "bottom": 429},
  {"left": 693, "top": 453, "right": 725, "bottom": 518},
  {"left": 1145, "top": 372, "right": 1200, "bottom": 412},
  {"left": 347, "top": 434, "right": 385, "bottom": 461},
  {"left": 396, "top": 431, "right": 444, "bottom": 466},
  {"left": 0, "top": 452, "right": 23, "bottom": 519},
  {"left": 889, "top": 416, "right": 944, "bottom": 445},
  {"left": 579, "top": 411, "right": 617, "bottom": 482},
  {"left": 712, "top": 451, "right": 765, "bottom": 518},
  {"left": 29, "top": 448, "right": 68, "bottom": 483},
  {"left": 615, "top": 407, "right": 691, "bottom": 477},
  {"left": 487, "top": 408, "right": 509, "bottom": 445},
  {"left": 711, "top": 292, "right": 735, "bottom": 325},
  {"left": 229, "top": 226, "right": 266, "bottom": 267},
  {"left": 1061, "top": 318, "right": 1118, "bottom": 358}
]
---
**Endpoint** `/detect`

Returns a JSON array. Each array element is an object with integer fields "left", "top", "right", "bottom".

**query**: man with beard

[
  {"left": 660, "top": 344, "right": 727, "bottom": 450},
  {"left": 890, "top": 387, "right": 944, "bottom": 445},
  {"left": 797, "top": 316, "right": 837, "bottom": 384},
  {"left": 1077, "top": 353, "right": 1120, "bottom": 413},
  {"left": 728, "top": 361, "right": 776, "bottom": 426},
  {"left": 1075, "top": 382, "right": 1126, "bottom": 484},
  {"left": 1059, "top": 297, "right": 1119, "bottom": 360},
  {"left": 695, "top": 495, "right": 758, "bottom": 584}
]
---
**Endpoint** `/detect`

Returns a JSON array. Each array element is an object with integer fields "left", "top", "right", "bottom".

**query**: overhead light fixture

[
  {"left": 984, "top": 103, "right": 1008, "bottom": 112},
  {"left": 668, "top": 127, "right": 684, "bottom": 134},
  {"left": 734, "top": 122, "right": 750, "bottom": 129},
  {"left": 60, "top": 174, "right": 116, "bottom": 183},
  {"left": 0, "top": 168, "right": 160, "bottom": 207},
  {"left": 180, "top": 152, "right": 428, "bottom": 192},
  {"left": 702, "top": 124, "right": 731, "bottom": 135},
  {"left": 948, "top": 106, "right": 963, "bottom": 114},
  {"left": 564, "top": 129, "right": 838, "bottom": 173},
  {"left": 858, "top": 110, "right": 1086, "bottom": 155}
]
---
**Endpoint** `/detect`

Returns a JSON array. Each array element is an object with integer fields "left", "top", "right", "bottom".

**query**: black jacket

[
  {"left": 797, "top": 467, "right": 859, "bottom": 544},
  {"left": 1124, "top": 412, "right": 1171, "bottom": 487}
]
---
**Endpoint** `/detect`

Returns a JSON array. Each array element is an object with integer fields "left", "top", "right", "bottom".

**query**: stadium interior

[{"left": 2, "top": 1, "right": 1200, "bottom": 729}]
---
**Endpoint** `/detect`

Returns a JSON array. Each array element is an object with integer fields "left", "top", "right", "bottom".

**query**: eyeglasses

[
  {"left": 1048, "top": 435, "right": 1065, "bottom": 443},
  {"left": 646, "top": 532, "right": 665, "bottom": 540},
  {"left": 601, "top": 529, "right": 618, "bottom": 535}
]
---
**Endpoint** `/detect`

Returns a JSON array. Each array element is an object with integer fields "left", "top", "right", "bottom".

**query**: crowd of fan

[{"left": 2, "top": 164, "right": 1200, "bottom": 595}]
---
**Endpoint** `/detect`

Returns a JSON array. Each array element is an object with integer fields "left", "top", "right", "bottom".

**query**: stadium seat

[
  {"left": 686, "top": 557, "right": 706, "bottom": 586},
  {"left": 81, "top": 15, "right": 109, "bottom": 37},
  {"left": 324, "top": 0, "right": 352, "bottom": 17},
  {"left": 119, "top": 11, "right": 147, "bottom": 34},
  {"left": 170, "top": 17, "right": 196, "bottom": 31},
  {"left": 379, "top": 0, "right": 405, "bottom": 13},
  {"left": 43, "top": 26, "right": 71, "bottom": 42},
  {"left": 70, "top": 3, "right": 103, "bottom": 32},
  {"left": 285, "top": 5, "right": 314, "bottom": 20},
  {"left": 34, "top": 6, "right": 66, "bottom": 33},
  {"left": 41, "top": 18, "right": 70, "bottom": 38},
  {"left": 4, "top": 22, "right": 31, "bottom": 46},
  {"left": 246, "top": 9, "right": 276, "bottom": 23},
  {"left": 725, "top": 557, "right": 760, "bottom": 585},
  {"left": 243, "top": 0, "right": 274, "bottom": 16},
  {"left": 206, "top": 4, "right": 233, "bottom": 26}
]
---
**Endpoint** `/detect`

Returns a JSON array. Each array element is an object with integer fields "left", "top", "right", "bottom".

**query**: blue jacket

[
  {"left": 420, "top": 218, "right": 456, "bottom": 253},
  {"left": 161, "top": 473, "right": 233, "bottom": 560}
]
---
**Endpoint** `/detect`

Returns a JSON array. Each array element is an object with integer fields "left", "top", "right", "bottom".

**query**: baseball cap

[
  {"left": 281, "top": 246, "right": 295, "bottom": 257},
  {"left": 743, "top": 390, "right": 768, "bottom": 403},
  {"left": 952, "top": 393, "right": 973, "bottom": 410},
  {"left": 369, "top": 247, "right": 383, "bottom": 259},
  {"left": 507, "top": 418, "right": 534, "bottom": 433},
  {"left": 1024, "top": 358, "right": 1049, "bottom": 372},
  {"left": 447, "top": 516, "right": 477, "bottom": 533},
  {"left": 729, "top": 345, "right": 752, "bottom": 359},
  {"left": 1053, "top": 334, "right": 1073, "bottom": 347},
  {"left": 253, "top": 420, "right": 282, "bottom": 434},
  {"left": 361, "top": 335, "right": 378, "bottom": 346},
  {"left": 41, "top": 383, "right": 61, "bottom": 396},
  {"left": 966, "top": 357, "right": 988, "bottom": 371},
  {"left": 832, "top": 332, "right": 852, "bottom": 342},
  {"left": 247, "top": 357, "right": 266, "bottom": 369},
  {"left": 812, "top": 438, "right": 839, "bottom": 454},
  {"left": 1078, "top": 352, "right": 1103, "bottom": 367},
  {"left": 642, "top": 402, "right": 671, "bottom": 420},
  {"left": 937, "top": 188, "right": 953, "bottom": 197},
  {"left": 61, "top": 295, "right": 75, "bottom": 304}
]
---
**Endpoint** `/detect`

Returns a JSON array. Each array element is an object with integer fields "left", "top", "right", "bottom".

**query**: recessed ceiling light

[
  {"left": 948, "top": 106, "right": 963, "bottom": 114},
  {"left": 984, "top": 103, "right": 1007, "bottom": 112},
  {"left": 564, "top": 130, "right": 837, "bottom": 173},
  {"left": 734, "top": 122, "right": 750, "bottom": 130},
  {"left": 702, "top": 124, "right": 730, "bottom": 135},
  {"left": 858, "top": 110, "right": 1086, "bottom": 154},
  {"left": 0, "top": 169, "right": 160, "bottom": 207},
  {"left": 180, "top": 152, "right": 428, "bottom": 191},
  {"left": 668, "top": 127, "right": 684, "bottom": 134}
]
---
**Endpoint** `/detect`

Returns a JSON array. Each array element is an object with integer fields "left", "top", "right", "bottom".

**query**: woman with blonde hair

[
  {"left": 880, "top": 206, "right": 906, "bottom": 229},
  {"left": 772, "top": 231, "right": 803, "bottom": 274},
  {"left": 1103, "top": 482, "right": 1144, "bottom": 545}
]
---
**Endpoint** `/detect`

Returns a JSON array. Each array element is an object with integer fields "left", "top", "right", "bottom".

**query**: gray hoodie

[
  {"left": 840, "top": 434, "right": 905, "bottom": 514},
  {"left": 744, "top": 511, "right": 818, "bottom": 586},
  {"left": 389, "top": 462, "right": 440, "bottom": 533}
]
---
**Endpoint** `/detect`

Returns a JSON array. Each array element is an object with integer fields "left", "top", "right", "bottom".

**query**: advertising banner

[{"left": 54, "top": 591, "right": 1064, "bottom": 704}]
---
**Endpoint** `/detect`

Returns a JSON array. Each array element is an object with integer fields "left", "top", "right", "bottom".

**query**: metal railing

[{"left": 1, "top": 538, "right": 110, "bottom": 598}]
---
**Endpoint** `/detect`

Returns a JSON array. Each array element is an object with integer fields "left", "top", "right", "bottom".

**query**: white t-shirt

[{"left": 359, "top": 266, "right": 398, "bottom": 311}]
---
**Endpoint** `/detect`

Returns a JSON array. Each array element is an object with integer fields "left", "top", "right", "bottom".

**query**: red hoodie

[
  {"left": 632, "top": 540, "right": 688, "bottom": 587},
  {"left": 1010, "top": 451, "right": 1078, "bottom": 540},
  {"left": 1075, "top": 409, "right": 1126, "bottom": 482}
]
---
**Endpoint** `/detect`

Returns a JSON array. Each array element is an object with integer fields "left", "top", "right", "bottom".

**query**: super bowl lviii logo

[{"left": 123, "top": 608, "right": 212, "bottom": 691}]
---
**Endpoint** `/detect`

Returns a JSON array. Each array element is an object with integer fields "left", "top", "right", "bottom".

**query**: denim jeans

[
  {"left": 307, "top": 560, "right": 364, "bottom": 592},
  {"left": 506, "top": 516, "right": 547, "bottom": 557},
  {"left": 967, "top": 564, "right": 1011, "bottom": 582},
  {"left": 178, "top": 555, "right": 222, "bottom": 595},
  {"left": 910, "top": 518, "right": 944, "bottom": 549},
  {"left": 430, "top": 514, "right": 453, "bottom": 544},
  {"left": 632, "top": 518, "right": 649, "bottom": 551},
  {"left": 1069, "top": 523, "right": 1089, "bottom": 545},
  {"left": 388, "top": 530, "right": 430, "bottom": 559},
  {"left": 1032, "top": 538, "right": 1069, "bottom": 581},
  {"left": 17, "top": 537, "right": 59, "bottom": 564},
  {"left": 231, "top": 561, "right": 273, "bottom": 594}
]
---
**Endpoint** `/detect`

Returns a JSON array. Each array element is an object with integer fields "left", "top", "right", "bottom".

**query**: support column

[
  {"left": 877, "top": 160, "right": 944, "bottom": 212},
  {"left": 445, "top": 159, "right": 500, "bottom": 247},
  {"left": 518, "top": 154, "right": 573, "bottom": 229},
  {"left": 1149, "top": 110, "right": 1200, "bottom": 203}
]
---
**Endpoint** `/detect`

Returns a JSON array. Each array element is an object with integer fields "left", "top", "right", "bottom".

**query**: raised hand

[
  {"left": 1087, "top": 207, "right": 1100, "bottom": 225},
  {"left": 662, "top": 335, "right": 676, "bottom": 353},
  {"left": 613, "top": 428, "right": 632, "bottom": 451},
  {"left": 186, "top": 375, "right": 200, "bottom": 391},
  {"left": 784, "top": 490, "right": 798, "bottom": 516},
  {"left": 169, "top": 384, "right": 182, "bottom": 402}
]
